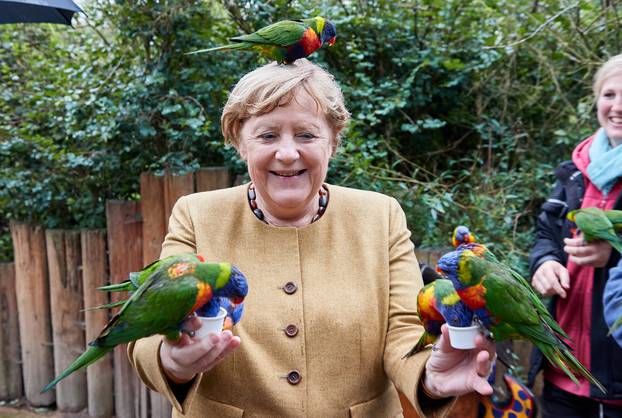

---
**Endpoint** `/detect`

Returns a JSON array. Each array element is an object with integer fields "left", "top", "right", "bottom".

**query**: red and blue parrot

[
  {"left": 404, "top": 278, "right": 473, "bottom": 357},
  {"left": 436, "top": 245, "right": 605, "bottom": 393},
  {"left": 42, "top": 254, "right": 248, "bottom": 393},
  {"left": 189, "top": 16, "right": 336, "bottom": 64}
]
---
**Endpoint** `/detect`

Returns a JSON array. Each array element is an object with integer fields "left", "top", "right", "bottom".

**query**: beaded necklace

[{"left": 247, "top": 183, "right": 329, "bottom": 225}]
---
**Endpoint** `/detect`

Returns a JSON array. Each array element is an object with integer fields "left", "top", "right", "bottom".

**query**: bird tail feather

[
  {"left": 403, "top": 332, "right": 437, "bottom": 358},
  {"left": 186, "top": 43, "right": 248, "bottom": 55},
  {"left": 537, "top": 342, "right": 606, "bottom": 394},
  {"left": 82, "top": 299, "right": 127, "bottom": 312},
  {"left": 97, "top": 281, "right": 133, "bottom": 292},
  {"left": 41, "top": 345, "right": 112, "bottom": 393}
]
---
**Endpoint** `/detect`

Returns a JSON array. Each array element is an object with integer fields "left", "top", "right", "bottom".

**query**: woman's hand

[
  {"left": 160, "top": 316, "right": 241, "bottom": 384},
  {"left": 564, "top": 235, "right": 612, "bottom": 268},
  {"left": 423, "top": 324, "right": 495, "bottom": 398},
  {"left": 531, "top": 260, "right": 570, "bottom": 298}
]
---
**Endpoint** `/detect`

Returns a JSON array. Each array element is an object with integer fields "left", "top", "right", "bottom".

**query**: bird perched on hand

[
  {"left": 605, "top": 209, "right": 622, "bottom": 232},
  {"left": 42, "top": 255, "right": 248, "bottom": 393},
  {"left": 437, "top": 246, "right": 605, "bottom": 393},
  {"left": 187, "top": 16, "right": 337, "bottom": 64},
  {"left": 403, "top": 278, "right": 473, "bottom": 358},
  {"left": 567, "top": 207, "right": 622, "bottom": 253},
  {"left": 452, "top": 225, "right": 476, "bottom": 248}
]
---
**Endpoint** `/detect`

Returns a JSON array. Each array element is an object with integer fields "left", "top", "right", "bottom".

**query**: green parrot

[
  {"left": 41, "top": 255, "right": 248, "bottom": 393},
  {"left": 87, "top": 253, "right": 206, "bottom": 311},
  {"left": 187, "top": 16, "right": 337, "bottom": 64},
  {"left": 567, "top": 207, "right": 622, "bottom": 253},
  {"left": 437, "top": 246, "right": 606, "bottom": 393}
]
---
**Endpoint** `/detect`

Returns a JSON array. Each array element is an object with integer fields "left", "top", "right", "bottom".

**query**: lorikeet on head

[
  {"left": 567, "top": 207, "right": 622, "bottom": 253},
  {"left": 437, "top": 247, "right": 605, "bottom": 393},
  {"left": 41, "top": 255, "right": 248, "bottom": 393},
  {"left": 403, "top": 279, "right": 473, "bottom": 358},
  {"left": 188, "top": 16, "right": 336, "bottom": 64},
  {"left": 452, "top": 225, "right": 476, "bottom": 248}
]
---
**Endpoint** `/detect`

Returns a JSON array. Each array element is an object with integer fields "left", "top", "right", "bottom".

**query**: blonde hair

[
  {"left": 593, "top": 54, "right": 622, "bottom": 98},
  {"left": 221, "top": 59, "right": 350, "bottom": 149}
]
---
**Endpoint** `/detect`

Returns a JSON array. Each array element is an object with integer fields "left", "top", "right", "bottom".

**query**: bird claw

[
  {"left": 182, "top": 329, "right": 195, "bottom": 338},
  {"left": 473, "top": 316, "right": 495, "bottom": 341}
]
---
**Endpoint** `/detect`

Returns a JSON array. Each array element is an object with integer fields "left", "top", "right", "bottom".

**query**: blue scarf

[{"left": 587, "top": 128, "right": 622, "bottom": 196}]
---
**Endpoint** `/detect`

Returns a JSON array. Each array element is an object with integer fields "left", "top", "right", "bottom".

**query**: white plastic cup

[
  {"left": 194, "top": 307, "right": 227, "bottom": 339},
  {"left": 446, "top": 324, "right": 480, "bottom": 349}
]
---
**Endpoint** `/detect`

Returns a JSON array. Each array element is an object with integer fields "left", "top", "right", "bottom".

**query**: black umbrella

[{"left": 0, "top": 0, "right": 83, "bottom": 25}]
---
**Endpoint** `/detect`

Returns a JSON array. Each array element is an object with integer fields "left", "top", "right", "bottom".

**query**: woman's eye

[
  {"left": 298, "top": 133, "right": 316, "bottom": 140},
  {"left": 259, "top": 133, "right": 276, "bottom": 140},
  {"left": 603, "top": 91, "right": 616, "bottom": 99}
]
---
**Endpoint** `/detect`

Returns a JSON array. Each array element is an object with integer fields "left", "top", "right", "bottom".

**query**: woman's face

[
  {"left": 597, "top": 75, "right": 622, "bottom": 146},
  {"left": 238, "top": 89, "right": 334, "bottom": 223}
]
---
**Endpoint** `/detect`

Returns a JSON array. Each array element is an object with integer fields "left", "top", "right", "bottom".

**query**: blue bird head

[
  {"left": 215, "top": 265, "right": 248, "bottom": 305},
  {"left": 321, "top": 20, "right": 337, "bottom": 46},
  {"left": 452, "top": 225, "right": 475, "bottom": 248},
  {"left": 437, "top": 250, "right": 462, "bottom": 288}
]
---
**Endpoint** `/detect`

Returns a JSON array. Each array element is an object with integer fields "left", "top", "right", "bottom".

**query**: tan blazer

[{"left": 128, "top": 184, "right": 454, "bottom": 417}]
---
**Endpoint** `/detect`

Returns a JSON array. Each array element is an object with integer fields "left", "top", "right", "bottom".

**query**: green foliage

[{"left": 1, "top": 0, "right": 621, "bottom": 267}]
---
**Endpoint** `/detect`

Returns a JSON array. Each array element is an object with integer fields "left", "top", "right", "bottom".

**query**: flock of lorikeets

[
  {"left": 409, "top": 207, "right": 622, "bottom": 398},
  {"left": 39, "top": 16, "right": 622, "bottom": 415}
]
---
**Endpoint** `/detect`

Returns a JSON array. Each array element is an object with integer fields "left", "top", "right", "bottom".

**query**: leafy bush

[{"left": 1, "top": 0, "right": 620, "bottom": 269}]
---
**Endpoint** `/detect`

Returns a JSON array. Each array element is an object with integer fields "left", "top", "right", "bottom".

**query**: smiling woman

[
  {"left": 529, "top": 53, "right": 622, "bottom": 418},
  {"left": 127, "top": 59, "right": 498, "bottom": 418}
]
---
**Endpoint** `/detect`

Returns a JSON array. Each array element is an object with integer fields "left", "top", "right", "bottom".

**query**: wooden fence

[
  {"left": 0, "top": 168, "right": 538, "bottom": 418},
  {"left": 0, "top": 167, "right": 231, "bottom": 417}
]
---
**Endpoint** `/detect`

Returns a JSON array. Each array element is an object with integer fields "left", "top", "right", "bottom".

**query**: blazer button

[
  {"left": 287, "top": 370, "right": 302, "bottom": 385},
  {"left": 283, "top": 282, "right": 297, "bottom": 294},
  {"left": 285, "top": 324, "right": 298, "bottom": 337}
]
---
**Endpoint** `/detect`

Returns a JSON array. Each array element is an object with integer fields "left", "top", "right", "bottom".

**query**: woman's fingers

[{"left": 191, "top": 332, "right": 240, "bottom": 372}]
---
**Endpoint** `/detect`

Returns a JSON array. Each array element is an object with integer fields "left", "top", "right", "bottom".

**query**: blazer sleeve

[
  {"left": 603, "top": 258, "right": 622, "bottom": 347},
  {"left": 127, "top": 195, "right": 203, "bottom": 414},
  {"left": 382, "top": 198, "right": 456, "bottom": 417}
]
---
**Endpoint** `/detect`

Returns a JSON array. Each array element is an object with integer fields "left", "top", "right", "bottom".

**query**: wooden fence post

[
  {"left": 9, "top": 221, "right": 54, "bottom": 406},
  {"left": 106, "top": 201, "right": 144, "bottom": 418},
  {"left": 163, "top": 170, "right": 194, "bottom": 230},
  {"left": 195, "top": 167, "right": 231, "bottom": 192},
  {"left": 81, "top": 229, "right": 114, "bottom": 418},
  {"left": 0, "top": 262, "right": 22, "bottom": 401},
  {"left": 141, "top": 173, "right": 166, "bottom": 266},
  {"left": 46, "top": 230, "right": 87, "bottom": 412},
  {"left": 140, "top": 173, "right": 171, "bottom": 418}
]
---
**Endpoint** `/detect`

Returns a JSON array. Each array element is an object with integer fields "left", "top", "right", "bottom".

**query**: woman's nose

[{"left": 275, "top": 137, "right": 300, "bottom": 162}]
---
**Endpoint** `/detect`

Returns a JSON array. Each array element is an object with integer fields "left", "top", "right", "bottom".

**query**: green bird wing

[
  {"left": 575, "top": 209, "right": 622, "bottom": 252},
  {"left": 231, "top": 20, "right": 307, "bottom": 46},
  {"left": 483, "top": 269, "right": 541, "bottom": 327},
  {"left": 482, "top": 265, "right": 568, "bottom": 343},
  {"left": 94, "top": 268, "right": 201, "bottom": 347},
  {"left": 605, "top": 209, "right": 622, "bottom": 232},
  {"left": 574, "top": 208, "right": 613, "bottom": 239}
]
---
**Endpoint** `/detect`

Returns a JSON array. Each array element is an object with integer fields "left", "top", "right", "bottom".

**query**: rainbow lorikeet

[
  {"left": 403, "top": 279, "right": 473, "bottom": 358},
  {"left": 437, "top": 246, "right": 606, "bottom": 393},
  {"left": 188, "top": 16, "right": 336, "bottom": 64},
  {"left": 41, "top": 255, "right": 248, "bottom": 393},
  {"left": 567, "top": 207, "right": 622, "bottom": 253},
  {"left": 91, "top": 254, "right": 246, "bottom": 320},
  {"left": 452, "top": 225, "right": 476, "bottom": 248}
]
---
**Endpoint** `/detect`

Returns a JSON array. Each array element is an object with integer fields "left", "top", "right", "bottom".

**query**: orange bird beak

[{"left": 328, "top": 37, "right": 336, "bottom": 46}]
